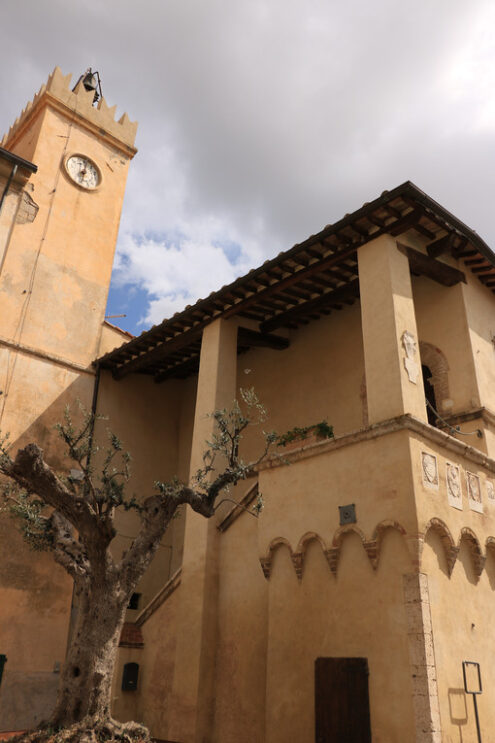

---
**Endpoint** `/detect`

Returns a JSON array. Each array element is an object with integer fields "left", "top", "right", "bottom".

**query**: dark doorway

[
  {"left": 315, "top": 657, "right": 372, "bottom": 742},
  {"left": 422, "top": 364, "right": 437, "bottom": 425}
]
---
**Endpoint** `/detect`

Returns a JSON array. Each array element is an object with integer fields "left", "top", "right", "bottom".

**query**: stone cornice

[
  {"left": 217, "top": 480, "right": 259, "bottom": 533},
  {"left": 0, "top": 333, "right": 95, "bottom": 376},
  {"left": 440, "top": 406, "right": 495, "bottom": 430},
  {"left": 258, "top": 414, "right": 495, "bottom": 474}
]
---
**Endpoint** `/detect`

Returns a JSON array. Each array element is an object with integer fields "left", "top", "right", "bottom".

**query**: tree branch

[
  {"left": 1, "top": 444, "right": 95, "bottom": 533},
  {"left": 50, "top": 512, "right": 91, "bottom": 580}
]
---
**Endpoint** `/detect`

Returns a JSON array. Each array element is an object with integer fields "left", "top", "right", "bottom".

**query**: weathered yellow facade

[{"left": 1, "top": 70, "right": 495, "bottom": 743}]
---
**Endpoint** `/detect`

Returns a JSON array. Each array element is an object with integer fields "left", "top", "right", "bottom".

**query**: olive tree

[{"left": 0, "top": 389, "right": 273, "bottom": 743}]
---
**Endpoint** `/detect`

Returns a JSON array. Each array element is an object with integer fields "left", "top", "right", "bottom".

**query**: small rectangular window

[
  {"left": 122, "top": 662, "right": 139, "bottom": 691},
  {"left": 128, "top": 593, "right": 141, "bottom": 611}
]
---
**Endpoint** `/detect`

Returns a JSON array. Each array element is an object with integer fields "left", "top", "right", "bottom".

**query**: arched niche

[{"left": 419, "top": 342, "right": 450, "bottom": 415}]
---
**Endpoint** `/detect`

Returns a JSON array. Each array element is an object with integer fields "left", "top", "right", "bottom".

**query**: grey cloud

[{"left": 2, "top": 0, "right": 495, "bottom": 325}]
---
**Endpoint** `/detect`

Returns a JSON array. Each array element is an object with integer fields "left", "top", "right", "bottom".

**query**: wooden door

[{"left": 315, "top": 657, "right": 372, "bottom": 742}]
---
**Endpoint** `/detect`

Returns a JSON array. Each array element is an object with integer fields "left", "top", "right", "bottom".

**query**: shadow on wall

[
  {"left": 448, "top": 688, "right": 468, "bottom": 742},
  {"left": 3, "top": 373, "right": 94, "bottom": 469},
  {"left": 0, "top": 371, "right": 185, "bottom": 732},
  {"left": 0, "top": 671, "right": 59, "bottom": 732},
  {"left": 0, "top": 374, "right": 94, "bottom": 731}
]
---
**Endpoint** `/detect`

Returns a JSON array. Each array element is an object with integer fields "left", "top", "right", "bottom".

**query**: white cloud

[
  {"left": 2, "top": 0, "right": 495, "bottom": 330},
  {"left": 113, "top": 221, "right": 267, "bottom": 325}
]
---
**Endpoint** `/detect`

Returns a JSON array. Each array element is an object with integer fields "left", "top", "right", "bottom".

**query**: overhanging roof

[
  {"left": 0, "top": 145, "right": 37, "bottom": 185},
  {"left": 98, "top": 181, "right": 495, "bottom": 382}
]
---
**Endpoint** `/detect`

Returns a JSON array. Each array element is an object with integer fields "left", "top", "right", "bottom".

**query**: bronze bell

[
  {"left": 82, "top": 70, "right": 97, "bottom": 92},
  {"left": 81, "top": 69, "right": 100, "bottom": 103}
]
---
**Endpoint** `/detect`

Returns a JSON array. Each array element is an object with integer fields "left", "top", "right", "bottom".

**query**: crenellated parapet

[{"left": 1, "top": 67, "right": 137, "bottom": 154}]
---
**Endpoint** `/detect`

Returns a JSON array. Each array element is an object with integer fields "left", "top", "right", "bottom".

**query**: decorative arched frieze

[
  {"left": 485, "top": 536, "right": 495, "bottom": 556},
  {"left": 419, "top": 342, "right": 450, "bottom": 412},
  {"left": 294, "top": 532, "right": 331, "bottom": 579},
  {"left": 370, "top": 520, "right": 408, "bottom": 570},
  {"left": 259, "top": 537, "right": 294, "bottom": 580},
  {"left": 332, "top": 525, "right": 376, "bottom": 572},
  {"left": 332, "top": 524, "right": 368, "bottom": 547},
  {"left": 458, "top": 527, "right": 485, "bottom": 578},
  {"left": 424, "top": 518, "right": 458, "bottom": 576},
  {"left": 295, "top": 531, "right": 328, "bottom": 553},
  {"left": 259, "top": 522, "right": 495, "bottom": 583}
]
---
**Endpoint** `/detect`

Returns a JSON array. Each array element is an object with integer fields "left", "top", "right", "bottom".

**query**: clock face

[{"left": 65, "top": 155, "right": 101, "bottom": 190}]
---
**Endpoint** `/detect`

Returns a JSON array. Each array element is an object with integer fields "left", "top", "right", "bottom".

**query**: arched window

[{"left": 419, "top": 342, "right": 450, "bottom": 424}]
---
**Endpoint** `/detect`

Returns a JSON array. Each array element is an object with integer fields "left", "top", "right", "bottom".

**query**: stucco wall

[
  {"left": 128, "top": 584, "right": 181, "bottom": 738},
  {"left": 237, "top": 302, "right": 366, "bottom": 464},
  {"left": 462, "top": 272, "right": 495, "bottom": 412},
  {"left": 413, "top": 276, "right": 479, "bottom": 415},
  {"left": 0, "top": 182, "right": 23, "bottom": 269},
  {"left": 264, "top": 529, "right": 415, "bottom": 743},
  {"left": 0, "top": 353, "right": 92, "bottom": 730},
  {"left": 409, "top": 434, "right": 495, "bottom": 542},
  {"left": 96, "top": 371, "right": 185, "bottom": 612},
  {"left": 213, "top": 509, "right": 268, "bottom": 742},
  {"left": 423, "top": 534, "right": 495, "bottom": 743},
  {"left": 258, "top": 429, "right": 418, "bottom": 554}
]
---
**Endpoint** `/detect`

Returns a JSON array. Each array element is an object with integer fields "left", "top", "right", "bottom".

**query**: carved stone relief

[
  {"left": 466, "top": 471, "right": 483, "bottom": 513},
  {"left": 422, "top": 452, "right": 439, "bottom": 490},
  {"left": 401, "top": 330, "right": 419, "bottom": 384},
  {"left": 446, "top": 463, "right": 463, "bottom": 510},
  {"left": 487, "top": 481, "right": 495, "bottom": 503}
]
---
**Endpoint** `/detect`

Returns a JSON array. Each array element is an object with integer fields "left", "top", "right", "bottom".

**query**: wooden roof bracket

[{"left": 397, "top": 242, "right": 466, "bottom": 287}]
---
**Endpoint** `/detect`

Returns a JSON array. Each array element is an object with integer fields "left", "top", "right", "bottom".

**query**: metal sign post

[{"left": 462, "top": 661, "right": 482, "bottom": 743}]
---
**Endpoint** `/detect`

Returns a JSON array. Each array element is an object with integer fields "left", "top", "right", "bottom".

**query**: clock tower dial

[{"left": 65, "top": 154, "right": 101, "bottom": 189}]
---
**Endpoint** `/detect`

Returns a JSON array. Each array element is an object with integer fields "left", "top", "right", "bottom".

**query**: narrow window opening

[
  {"left": 128, "top": 593, "right": 141, "bottom": 611},
  {"left": 122, "top": 662, "right": 139, "bottom": 691},
  {"left": 422, "top": 364, "right": 437, "bottom": 425}
]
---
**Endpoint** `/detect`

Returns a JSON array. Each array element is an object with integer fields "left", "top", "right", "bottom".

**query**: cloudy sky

[{"left": 2, "top": 1, "right": 495, "bottom": 334}]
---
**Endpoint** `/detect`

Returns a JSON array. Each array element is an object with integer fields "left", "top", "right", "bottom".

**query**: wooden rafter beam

[
  {"left": 112, "top": 324, "right": 205, "bottom": 379},
  {"left": 260, "top": 279, "right": 360, "bottom": 333},
  {"left": 221, "top": 244, "right": 360, "bottom": 320},
  {"left": 153, "top": 327, "right": 288, "bottom": 384},
  {"left": 471, "top": 265, "right": 494, "bottom": 275},
  {"left": 426, "top": 233, "right": 454, "bottom": 259},
  {"left": 397, "top": 243, "right": 466, "bottom": 286},
  {"left": 154, "top": 356, "right": 201, "bottom": 384},
  {"left": 237, "top": 327, "right": 290, "bottom": 350}
]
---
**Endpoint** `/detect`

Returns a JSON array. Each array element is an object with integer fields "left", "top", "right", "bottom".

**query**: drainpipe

[
  {"left": 87, "top": 362, "right": 101, "bottom": 470},
  {"left": 0, "top": 164, "right": 17, "bottom": 215}
]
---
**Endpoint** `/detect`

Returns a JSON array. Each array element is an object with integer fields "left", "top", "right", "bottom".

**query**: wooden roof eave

[{"left": 97, "top": 181, "right": 495, "bottom": 379}]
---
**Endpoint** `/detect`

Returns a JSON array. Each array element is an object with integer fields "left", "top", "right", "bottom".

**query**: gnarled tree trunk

[{"left": 50, "top": 575, "right": 128, "bottom": 728}]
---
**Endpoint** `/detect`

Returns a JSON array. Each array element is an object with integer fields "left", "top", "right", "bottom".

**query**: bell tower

[{"left": 0, "top": 66, "right": 137, "bottom": 368}]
